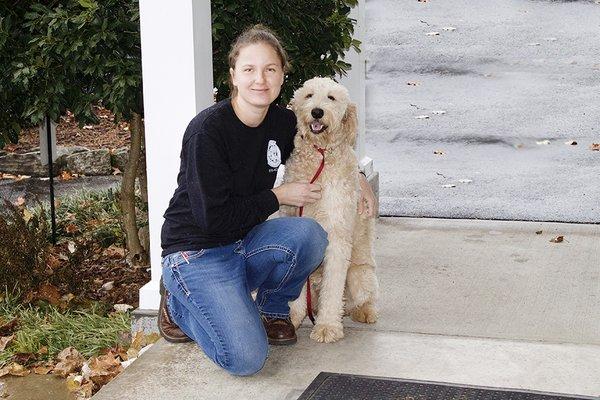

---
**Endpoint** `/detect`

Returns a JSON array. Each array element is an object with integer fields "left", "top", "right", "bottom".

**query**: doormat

[{"left": 297, "top": 372, "right": 596, "bottom": 400}]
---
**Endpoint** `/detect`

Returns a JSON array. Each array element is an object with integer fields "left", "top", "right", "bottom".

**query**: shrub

[
  {"left": 0, "top": 201, "right": 49, "bottom": 296},
  {"left": 211, "top": 0, "right": 360, "bottom": 104}
]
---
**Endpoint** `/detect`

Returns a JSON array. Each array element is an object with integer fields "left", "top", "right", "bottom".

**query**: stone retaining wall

[{"left": 0, "top": 146, "right": 129, "bottom": 177}]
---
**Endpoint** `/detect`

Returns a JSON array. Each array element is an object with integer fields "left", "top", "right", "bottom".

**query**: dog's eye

[
  {"left": 328, "top": 95, "right": 336, "bottom": 101},
  {"left": 305, "top": 94, "right": 313, "bottom": 99}
]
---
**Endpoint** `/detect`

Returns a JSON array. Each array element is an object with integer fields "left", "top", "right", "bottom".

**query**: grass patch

[
  {"left": 0, "top": 290, "right": 130, "bottom": 367},
  {"left": 53, "top": 188, "right": 125, "bottom": 247}
]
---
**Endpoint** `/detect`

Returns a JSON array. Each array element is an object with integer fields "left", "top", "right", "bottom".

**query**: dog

[{"left": 281, "top": 77, "right": 379, "bottom": 343}]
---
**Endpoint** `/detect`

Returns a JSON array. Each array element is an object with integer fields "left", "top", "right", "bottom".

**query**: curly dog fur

[{"left": 282, "top": 77, "right": 379, "bottom": 343}]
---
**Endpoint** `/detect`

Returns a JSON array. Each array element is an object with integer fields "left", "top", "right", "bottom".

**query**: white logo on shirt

[{"left": 267, "top": 140, "right": 281, "bottom": 168}]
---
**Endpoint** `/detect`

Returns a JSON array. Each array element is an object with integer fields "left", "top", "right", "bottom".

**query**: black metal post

[{"left": 46, "top": 115, "right": 57, "bottom": 245}]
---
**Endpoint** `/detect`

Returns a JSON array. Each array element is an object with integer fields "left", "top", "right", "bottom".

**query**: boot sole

[{"left": 268, "top": 336, "right": 298, "bottom": 346}]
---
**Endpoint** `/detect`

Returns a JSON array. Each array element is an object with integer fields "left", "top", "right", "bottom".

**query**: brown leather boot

[
  {"left": 158, "top": 279, "right": 192, "bottom": 343},
  {"left": 261, "top": 315, "right": 297, "bottom": 346}
]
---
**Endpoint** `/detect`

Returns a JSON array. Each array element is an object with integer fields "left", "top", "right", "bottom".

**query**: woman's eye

[
  {"left": 328, "top": 95, "right": 335, "bottom": 101},
  {"left": 244, "top": 68, "right": 252, "bottom": 72},
  {"left": 305, "top": 94, "right": 313, "bottom": 99}
]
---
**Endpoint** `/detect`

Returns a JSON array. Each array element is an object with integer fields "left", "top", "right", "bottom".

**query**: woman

[{"left": 159, "top": 25, "right": 376, "bottom": 376}]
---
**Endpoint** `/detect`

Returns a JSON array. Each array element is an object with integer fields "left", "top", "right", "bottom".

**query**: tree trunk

[
  {"left": 137, "top": 125, "right": 150, "bottom": 255},
  {"left": 120, "top": 112, "right": 147, "bottom": 266}
]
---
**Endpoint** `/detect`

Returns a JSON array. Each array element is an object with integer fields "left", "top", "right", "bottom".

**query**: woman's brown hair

[{"left": 227, "top": 24, "right": 290, "bottom": 97}]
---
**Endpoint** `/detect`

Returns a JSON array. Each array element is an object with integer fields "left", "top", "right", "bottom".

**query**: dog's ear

[{"left": 341, "top": 103, "right": 358, "bottom": 147}]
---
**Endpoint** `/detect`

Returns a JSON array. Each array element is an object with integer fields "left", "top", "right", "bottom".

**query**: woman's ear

[
  {"left": 341, "top": 103, "right": 358, "bottom": 147},
  {"left": 229, "top": 67, "right": 236, "bottom": 86}
]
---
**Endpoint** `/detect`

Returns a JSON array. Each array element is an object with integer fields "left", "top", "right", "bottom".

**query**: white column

[
  {"left": 338, "top": 1, "right": 373, "bottom": 176},
  {"left": 138, "top": 0, "right": 214, "bottom": 310}
]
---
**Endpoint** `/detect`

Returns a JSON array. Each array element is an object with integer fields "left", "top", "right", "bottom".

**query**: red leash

[{"left": 298, "top": 145, "right": 326, "bottom": 325}]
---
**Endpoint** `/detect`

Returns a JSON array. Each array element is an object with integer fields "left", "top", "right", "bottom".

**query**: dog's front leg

[
  {"left": 289, "top": 282, "right": 308, "bottom": 329},
  {"left": 310, "top": 236, "right": 352, "bottom": 343}
]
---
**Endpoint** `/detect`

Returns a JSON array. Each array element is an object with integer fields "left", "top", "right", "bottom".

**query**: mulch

[{"left": 4, "top": 106, "right": 131, "bottom": 154}]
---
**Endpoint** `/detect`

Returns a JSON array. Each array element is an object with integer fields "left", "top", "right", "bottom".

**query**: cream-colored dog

[{"left": 282, "top": 77, "right": 379, "bottom": 343}]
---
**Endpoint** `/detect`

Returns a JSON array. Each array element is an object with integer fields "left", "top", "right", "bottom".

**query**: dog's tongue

[{"left": 311, "top": 121, "right": 324, "bottom": 132}]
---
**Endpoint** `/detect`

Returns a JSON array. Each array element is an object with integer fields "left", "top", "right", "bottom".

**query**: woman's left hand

[{"left": 358, "top": 173, "right": 377, "bottom": 218}]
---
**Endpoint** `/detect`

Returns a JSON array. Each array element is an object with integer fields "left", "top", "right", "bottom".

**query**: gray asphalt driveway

[{"left": 365, "top": 0, "right": 600, "bottom": 222}]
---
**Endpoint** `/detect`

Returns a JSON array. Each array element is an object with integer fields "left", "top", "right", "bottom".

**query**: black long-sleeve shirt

[{"left": 161, "top": 98, "right": 296, "bottom": 256}]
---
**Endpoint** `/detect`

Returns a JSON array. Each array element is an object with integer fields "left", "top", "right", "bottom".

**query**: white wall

[{"left": 138, "top": 0, "right": 214, "bottom": 310}]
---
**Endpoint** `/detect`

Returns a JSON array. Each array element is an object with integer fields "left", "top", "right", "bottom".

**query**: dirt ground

[{"left": 4, "top": 106, "right": 131, "bottom": 154}]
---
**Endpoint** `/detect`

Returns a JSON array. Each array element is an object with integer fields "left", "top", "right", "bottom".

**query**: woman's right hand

[{"left": 272, "top": 182, "right": 321, "bottom": 207}]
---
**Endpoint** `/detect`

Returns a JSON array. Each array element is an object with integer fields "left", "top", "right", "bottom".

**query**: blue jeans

[{"left": 161, "top": 217, "right": 328, "bottom": 376}]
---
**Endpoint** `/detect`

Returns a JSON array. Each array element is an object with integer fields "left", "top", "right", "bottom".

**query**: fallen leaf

[
  {"left": 549, "top": 235, "right": 564, "bottom": 243},
  {"left": 415, "top": 115, "right": 430, "bottom": 119},
  {"left": 22, "top": 208, "right": 33, "bottom": 223},
  {"left": 441, "top": 184, "right": 456, "bottom": 188},
  {"left": 433, "top": 150, "right": 445, "bottom": 155},
  {"left": 14, "top": 197, "right": 25, "bottom": 207},
  {"left": 514, "top": 143, "right": 524, "bottom": 149},
  {"left": 102, "top": 281, "right": 114, "bottom": 291},
  {"left": 536, "top": 140, "right": 551, "bottom": 145},
  {"left": 66, "top": 374, "right": 84, "bottom": 392},
  {"left": 82, "top": 125, "right": 93, "bottom": 130},
  {"left": 61, "top": 293, "right": 75, "bottom": 304},
  {"left": 36, "top": 283, "right": 62, "bottom": 306},
  {"left": 536, "top": 230, "right": 543, "bottom": 235},
  {"left": 33, "top": 365, "right": 53, "bottom": 375},
  {"left": 442, "top": 26, "right": 456, "bottom": 31},
  {"left": 564, "top": 140, "right": 577, "bottom": 145},
  {"left": 112, "top": 168, "right": 122, "bottom": 176},
  {"left": 37, "top": 346, "right": 49, "bottom": 355},
  {"left": 406, "top": 81, "right": 420, "bottom": 86},
  {"left": 113, "top": 304, "right": 133, "bottom": 313},
  {"left": 59, "top": 171, "right": 74, "bottom": 181},
  {"left": 590, "top": 143, "right": 600, "bottom": 151},
  {"left": 7, "top": 362, "right": 30, "bottom": 377},
  {"left": 425, "top": 31, "right": 440, "bottom": 36},
  {"left": 68, "top": 241, "right": 77, "bottom": 254},
  {"left": 130, "top": 330, "right": 146, "bottom": 351},
  {"left": 88, "top": 353, "right": 123, "bottom": 387},
  {"left": 53, "top": 347, "right": 85, "bottom": 378},
  {"left": 145, "top": 333, "right": 160, "bottom": 345},
  {"left": 0, "top": 318, "right": 19, "bottom": 336},
  {"left": 103, "top": 245, "right": 125, "bottom": 258},
  {"left": 0, "top": 335, "right": 14, "bottom": 352},
  {"left": 65, "top": 223, "right": 79, "bottom": 234}
]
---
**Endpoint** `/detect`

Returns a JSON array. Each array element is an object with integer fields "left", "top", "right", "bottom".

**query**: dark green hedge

[
  {"left": 211, "top": 0, "right": 360, "bottom": 104},
  {"left": 0, "top": 0, "right": 360, "bottom": 147}
]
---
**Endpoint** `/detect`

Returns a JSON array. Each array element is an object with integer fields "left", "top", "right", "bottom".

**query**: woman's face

[{"left": 230, "top": 42, "right": 284, "bottom": 108}]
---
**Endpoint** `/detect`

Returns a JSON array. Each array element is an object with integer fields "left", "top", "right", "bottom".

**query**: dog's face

[{"left": 291, "top": 77, "right": 357, "bottom": 148}]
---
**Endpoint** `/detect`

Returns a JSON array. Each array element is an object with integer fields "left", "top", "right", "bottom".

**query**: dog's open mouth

[{"left": 309, "top": 120, "right": 327, "bottom": 134}]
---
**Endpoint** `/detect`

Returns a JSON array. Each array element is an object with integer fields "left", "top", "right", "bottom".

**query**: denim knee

[
  {"left": 297, "top": 218, "right": 328, "bottom": 260},
  {"left": 222, "top": 344, "right": 268, "bottom": 376}
]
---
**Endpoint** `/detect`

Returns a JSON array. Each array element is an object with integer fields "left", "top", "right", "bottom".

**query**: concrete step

[
  {"left": 98, "top": 218, "right": 600, "bottom": 399},
  {"left": 92, "top": 329, "right": 600, "bottom": 400}
]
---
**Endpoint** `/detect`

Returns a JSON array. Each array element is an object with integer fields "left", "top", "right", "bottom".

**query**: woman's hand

[
  {"left": 358, "top": 173, "right": 377, "bottom": 218},
  {"left": 272, "top": 182, "right": 322, "bottom": 207}
]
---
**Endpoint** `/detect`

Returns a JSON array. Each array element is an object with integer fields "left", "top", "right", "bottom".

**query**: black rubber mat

[{"left": 297, "top": 372, "right": 597, "bottom": 400}]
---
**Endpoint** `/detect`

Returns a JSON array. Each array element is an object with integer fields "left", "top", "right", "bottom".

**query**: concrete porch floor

[{"left": 93, "top": 218, "right": 600, "bottom": 399}]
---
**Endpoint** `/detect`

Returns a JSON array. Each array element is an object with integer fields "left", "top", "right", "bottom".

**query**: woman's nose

[{"left": 255, "top": 71, "right": 266, "bottom": 83}]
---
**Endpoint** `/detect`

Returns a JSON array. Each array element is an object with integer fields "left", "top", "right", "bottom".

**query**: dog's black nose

[{"left": 311, "top": 108, "right": 324, "bottom": 119}]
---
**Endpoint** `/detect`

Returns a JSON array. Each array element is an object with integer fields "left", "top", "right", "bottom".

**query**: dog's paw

[
  {"left": 310, "top": 323, "right": 344, "bottom": 343},
  {"left": 350, "top": 304, "right": 378, "bottom": 324}
]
